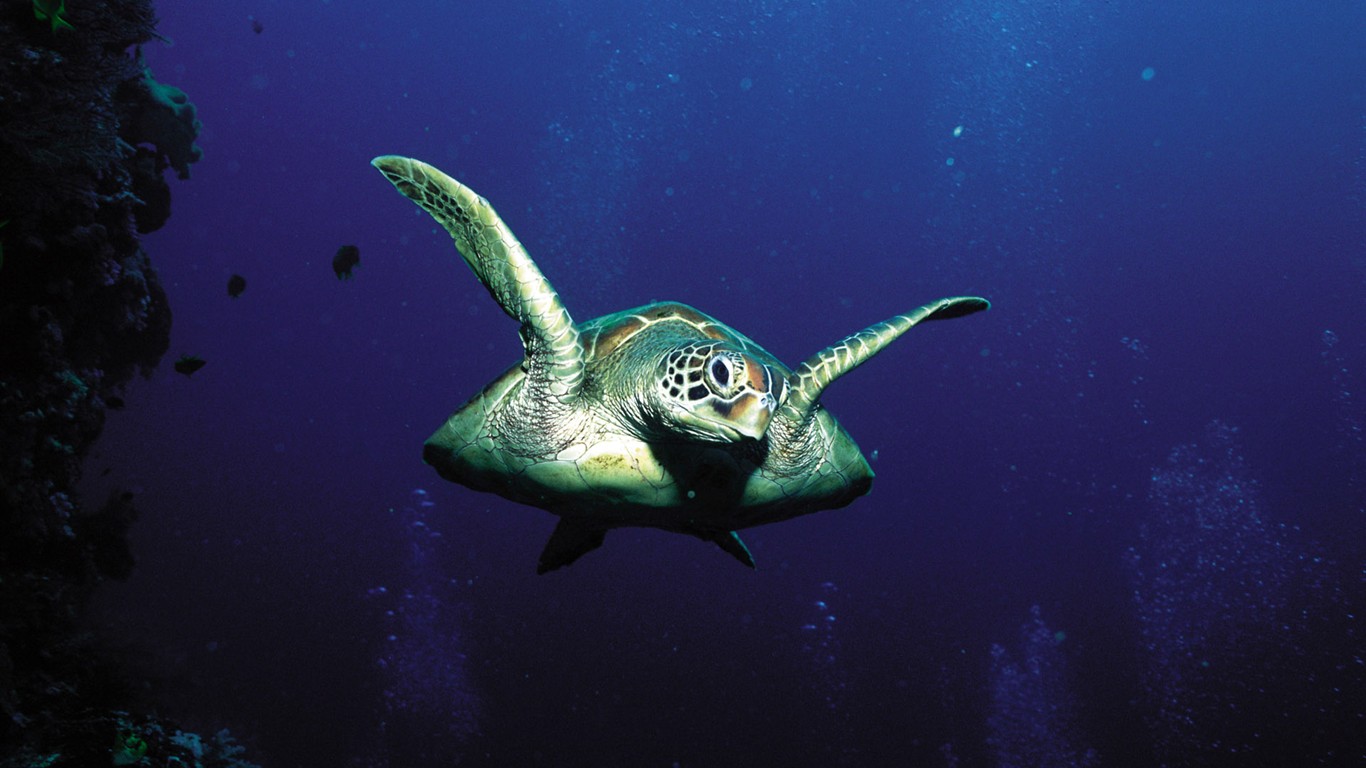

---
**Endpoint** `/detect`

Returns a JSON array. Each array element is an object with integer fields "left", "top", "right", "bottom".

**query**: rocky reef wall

[{"left": 0, "top": 2, "right": 251, "bottom": 765}]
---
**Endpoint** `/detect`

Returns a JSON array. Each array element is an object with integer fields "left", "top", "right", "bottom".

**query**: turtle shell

[
  {"left": 579, "top": 301, "right": 788, "bottom": 374},
  {"left": 422, "top": 299, "right": 863, "bottom": 527}
]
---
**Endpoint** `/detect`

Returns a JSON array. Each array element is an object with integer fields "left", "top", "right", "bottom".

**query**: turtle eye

[
  {"left": 709, "top": 356, "right": 731, "bottom": 389},
  {"left": 705, "top": 353, "right": 747, "bottom": 397}
]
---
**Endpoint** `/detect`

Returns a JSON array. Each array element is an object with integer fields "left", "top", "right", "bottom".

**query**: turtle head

[{"left": 653, "top": 341, "right": 784, "bottom": 443}]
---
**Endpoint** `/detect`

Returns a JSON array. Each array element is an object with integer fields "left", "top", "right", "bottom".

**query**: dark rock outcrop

[{"left": 0, "top": 2, "right": 251, "bottom": 764}]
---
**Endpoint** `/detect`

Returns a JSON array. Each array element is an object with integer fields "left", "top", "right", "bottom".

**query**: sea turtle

[{"left": 372, "top": 155, "right": 989, "bottom": 573}]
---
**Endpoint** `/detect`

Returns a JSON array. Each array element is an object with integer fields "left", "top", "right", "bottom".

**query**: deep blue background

[{"left": 86, "top": 1, "right": 1363, "bottom": 766}]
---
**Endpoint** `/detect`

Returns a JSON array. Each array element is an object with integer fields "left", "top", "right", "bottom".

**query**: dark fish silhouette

[
  {"left": 106, "top": 395, "right": 125, "bottom": 410},
  {"left": 250, "top": 17, "right": 264, "bottom": 34},
  {"left": 333, "top": 244, "right": 360, "bottom": 280},
  {"left": 228, "top": 273, "right": 246, "bottom": 298},
  {"left": 174, "top": 355, "right": 207, "bottom": 376}
]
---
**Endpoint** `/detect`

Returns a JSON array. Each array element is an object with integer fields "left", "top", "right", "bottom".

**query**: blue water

[{"left": 87, "top": 1, "right": 1363, "bottom": 766}]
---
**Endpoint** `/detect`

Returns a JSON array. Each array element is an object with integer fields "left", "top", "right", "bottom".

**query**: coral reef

[
  {"left": 2, "top": 712, "right": 258, "bottom": 768},
  {"left": 0, "top": 1, "right": 249, "bottom": 765},
  {"left": 121, "top": 66, "right": 203, "bottom": 181},
  {"left": 116, "top": 62, "right": 204, "bottom": 233}
]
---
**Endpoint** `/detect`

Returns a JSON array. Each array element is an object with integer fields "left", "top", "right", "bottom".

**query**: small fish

[
  {"left": 33, "top": 0, "right": 74, "bottom": 32},
  {"left": 333, "top": 244, "right": 360, "bottom": 280},
  {"left": 250, "top": 17, "right": 264, "bottom": 34},
  {"left": 174, "top": 355, "right": 207, "bottom": 376},
  {"left": 106, "top": 395, "right": 125, "bottom": 410},
  {"left": 227, "top": 273, "right": 247, "bottom": 298}
]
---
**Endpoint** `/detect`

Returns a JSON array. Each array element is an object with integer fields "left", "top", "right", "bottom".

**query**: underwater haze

[{"left": 85, "top": 0, "right": 1362, "bottom": 766}]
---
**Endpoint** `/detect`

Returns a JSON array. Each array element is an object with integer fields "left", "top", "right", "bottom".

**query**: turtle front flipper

[
  {"left": 781, "top": 296, "right": 989, "bottom": 422},
  {"left": 372, "top": 155, "right": 585, "bottom": 404}
]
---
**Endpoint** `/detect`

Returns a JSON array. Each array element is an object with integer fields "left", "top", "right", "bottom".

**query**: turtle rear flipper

[
  {"left": 537, "top": 519, "right": 607, "bottom": 574},
  {"left": 373, "top": 155, "right": 585, "bottom": 404},
  {"left": 710, "top": 530, "right": 756, "bottom": 569}
]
